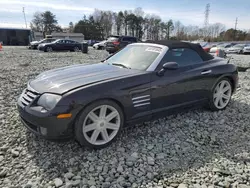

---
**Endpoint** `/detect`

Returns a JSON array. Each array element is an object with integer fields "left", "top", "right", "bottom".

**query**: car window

[
  {"left": 105, "top": 45, "right": 162, "bottom": 71},
  {"left": 161, "top": 48, "right": 203, "bottom": 67},
  {"left": 122, "top": 37, "right": 136, "bottom": 42},
  {"left": 65, "top": 40, "right": 74, "bottom": 44},
  {"left": 107, "top": 37, "right": 119, "bottom": 42},
  {"left": 58, "top": 40, "right": 65, "bottom": 44}
]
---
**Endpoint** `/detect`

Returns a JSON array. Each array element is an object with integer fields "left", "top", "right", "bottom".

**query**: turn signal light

[{"left": 57, "top": 113, "right": 72, "bottom": 119}]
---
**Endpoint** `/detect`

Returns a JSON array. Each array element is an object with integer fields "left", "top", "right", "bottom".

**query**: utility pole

[
  {"left": 204, "top": 3, "right": 210, "bottom": 40},
  {"left": 22, "top": 7, "right": 27, "bottom": 28},
  {"left": 204, "top": 3, "right": 210, "bottom": 27},
  {"left": 234, "top": 17, "right": 238, "bottom": 40}
]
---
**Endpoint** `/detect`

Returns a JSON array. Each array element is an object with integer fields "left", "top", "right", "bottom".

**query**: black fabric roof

[{"left": 144, "top": 40, "right": 214, "bottom": 61}]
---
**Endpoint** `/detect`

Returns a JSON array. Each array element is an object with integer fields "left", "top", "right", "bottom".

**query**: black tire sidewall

[
  {"left": 74, "top": 46, "right": 79, "bottom": 51},
  {"left": 208, "top": 77, "right": 232, "bottom": 111},
  {"left": 75, "top": 100, "right": 124, "bottom": 149},
  {"left": 45, "top": 46, "right": 52, "bottom": 52}
]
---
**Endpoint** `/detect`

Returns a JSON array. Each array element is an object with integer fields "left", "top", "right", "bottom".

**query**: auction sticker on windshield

[{"left": 145, "top": 47, "right": 162, "bottom": 53}]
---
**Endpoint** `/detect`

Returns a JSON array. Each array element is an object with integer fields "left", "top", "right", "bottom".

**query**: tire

[
  {"left": 75, "top": 100, "right": 124, "bottom": 149},
  {"left": 74, "top": 46, "right": 80, "bottom": 52},
  {"left": 208, "top": 78, "right": 233, "bottom": 111},
  {"left": 239, "top": 50, "right": 243, "bottom": 54},
  {"left": 45, "top": 46, "right": 53, "bottom": 52}
]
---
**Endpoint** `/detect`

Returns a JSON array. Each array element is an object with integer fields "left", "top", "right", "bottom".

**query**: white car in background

[
  {"left": 209, "top": 43, "right": 234, "bottom": 53},
  {"left": 93, "top": 40, "right": 107, "bottom": 50},
  {"left": 226, "top": 44, "right": 249, "bottom": 54},
  {"left": 243, "top": 45, "right": 250, "bottom": 54}
]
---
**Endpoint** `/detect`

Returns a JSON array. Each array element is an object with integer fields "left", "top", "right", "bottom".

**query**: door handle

[{"left": 201, "top": 70, "right": 212, "bottom": 75}]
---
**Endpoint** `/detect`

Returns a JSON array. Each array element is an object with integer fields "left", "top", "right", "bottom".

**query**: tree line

[{"left": 31, "top": 8, "right": 250, "bottom": 41}]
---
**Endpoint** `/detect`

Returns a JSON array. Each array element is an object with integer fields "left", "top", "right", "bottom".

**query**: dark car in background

[
  {"left": 37, "top": 39, "right": 82, "bottom": 52},
  {"left": 105, "top": 35, "right": 139, "bottom": 54},
  {"left": 29, "top": 38, "right": 56, "bottom": 49},
  {"left": 17, "top": 40, "right": 238, "bottom": 149}
]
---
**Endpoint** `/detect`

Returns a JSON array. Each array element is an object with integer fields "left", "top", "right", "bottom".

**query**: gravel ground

[{"left": 0, "top": 47, "right": 250, "bottom": 188}]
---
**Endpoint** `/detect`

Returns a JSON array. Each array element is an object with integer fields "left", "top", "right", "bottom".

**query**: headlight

[{"left": 37, "top": 93, "right": 61, "bottom": 111}]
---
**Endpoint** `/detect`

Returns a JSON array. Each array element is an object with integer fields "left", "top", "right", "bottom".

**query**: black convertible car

[
  {"left": 38, "top": 39, "right": 82, "bottom": 52},
  {"left": 17, "top": 41, "right": 238, "bottom": 149}
]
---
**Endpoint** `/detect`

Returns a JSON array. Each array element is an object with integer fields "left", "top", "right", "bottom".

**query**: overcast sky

[{"left": 0, "top": 0, "right": 249, "bottom": 30}]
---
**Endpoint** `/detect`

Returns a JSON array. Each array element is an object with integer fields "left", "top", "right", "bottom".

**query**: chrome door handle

[{"left": 201, "top": 70, "right": 212, "bottom": 75}]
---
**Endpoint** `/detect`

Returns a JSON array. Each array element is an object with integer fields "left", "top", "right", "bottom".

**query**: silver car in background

[
  {"left": 226, "top": 44, "right": 249, "bottom": 54},
  {"left": 243, "top": 45, "right": 250, "bottom": 54}
]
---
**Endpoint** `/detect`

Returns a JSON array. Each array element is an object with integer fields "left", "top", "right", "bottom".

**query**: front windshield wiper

[{"left": 112, "top": 63, "right": 131, "bottom": 69}]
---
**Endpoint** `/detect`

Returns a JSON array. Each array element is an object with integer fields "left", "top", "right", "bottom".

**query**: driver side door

[{"left": 150, "top": 48, "right": 206, "bottom": 117}]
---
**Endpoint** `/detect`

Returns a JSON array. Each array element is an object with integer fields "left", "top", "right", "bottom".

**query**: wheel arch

[
  {"left": 73, "top": 97, "right": 126, "bottom": 129},
  {"left": 211, "top": 74, "right": 236, "bottom": 92}
]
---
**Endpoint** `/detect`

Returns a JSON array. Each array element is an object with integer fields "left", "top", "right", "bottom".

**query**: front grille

[{"left": 20, "top": 87, "right": 39, "bottom": 107}]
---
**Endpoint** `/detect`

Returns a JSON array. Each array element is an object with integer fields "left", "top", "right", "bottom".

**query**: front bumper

[
  {"left": 243, "top": 49, "right": 250, "bottom": 53},
  {"left": 106, "top": 47, "right": 118, "bottom": 53},
  {"left": 37, "top": 46, "right": 45, "bottom": 51},
  {"left": 17, "top": 96, "right": 74, "bottom": 140}
]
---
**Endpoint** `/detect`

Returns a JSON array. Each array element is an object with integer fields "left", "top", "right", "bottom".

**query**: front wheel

[
  {"left": 208, "top": 78, "right": 232, "bottom": 111},
  {"left": 45, "top": 46, "right": 53, "bottom": 52},
  {"left": 75, "top": 100, "right": 124, "bottom": 149},
  {"left": 74, "top": 46, "right": 80, "bottom": 52}
]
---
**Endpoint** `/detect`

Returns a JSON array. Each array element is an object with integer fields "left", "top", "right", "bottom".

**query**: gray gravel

[{"left": 0, "top": 47, "right": 250, "bottom": 188}]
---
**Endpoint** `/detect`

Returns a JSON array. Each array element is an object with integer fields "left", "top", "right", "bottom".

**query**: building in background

[
  {"left": 0, "top": 28, "right": 31, "bottom": 45},
  {"left": 32, "top": 32, "right": 84, "bottom": 42}
]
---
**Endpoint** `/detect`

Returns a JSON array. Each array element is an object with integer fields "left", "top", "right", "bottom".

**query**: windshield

[
  {"left": 52, "top": 39, "right": 61, "bottom": 43},
  {"left": 39, "top": 39, "right": 46, "bottom": 43},
  {"left": 107, "top": 37, "right": 119, "bottom": 42},
  {"left": 105, "top": 45, "right": 162, "bottom": 71},
  {"left": 217, "top": 43, "right": 229, "bottom": 47}
]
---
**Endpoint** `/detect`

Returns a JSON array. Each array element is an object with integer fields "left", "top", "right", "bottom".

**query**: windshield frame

[{"left": 104, "top": 43, "right": 168, "bottom": 72}]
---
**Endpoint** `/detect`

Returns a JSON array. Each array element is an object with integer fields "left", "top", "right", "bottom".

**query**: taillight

[{"left": 113, "top": 41, "right": 120, "bottom": 45}]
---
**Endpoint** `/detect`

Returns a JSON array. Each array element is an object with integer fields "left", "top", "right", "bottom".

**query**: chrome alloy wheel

[
  {"left": 213, "top": 80, "right": 232, "bottom": 109},
  {"left": 82, "top": 105, "right": 121, "bottom": 145}
]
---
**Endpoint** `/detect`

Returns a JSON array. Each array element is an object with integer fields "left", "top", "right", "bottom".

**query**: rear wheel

[
  {"left": 208, "top": 78, "right": 232, "bottom": 111},
  {"left": 75, "top": 100, "right": 124, "bottom": 149}
]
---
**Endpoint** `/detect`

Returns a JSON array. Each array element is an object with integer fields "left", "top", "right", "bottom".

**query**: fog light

[{"left": 40, "top": 127, "right": 47, "bottom": 136}]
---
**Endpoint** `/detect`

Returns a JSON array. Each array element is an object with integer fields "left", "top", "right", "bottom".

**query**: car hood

[
  {"left": 29, "top": 63, "right": 143, "bottom": 94},
  {"left": 227, "top": 47, "right": 243, "bottom": 50},
  {"left": 30, "top": 41, "right": 39, "bottom": 45}
]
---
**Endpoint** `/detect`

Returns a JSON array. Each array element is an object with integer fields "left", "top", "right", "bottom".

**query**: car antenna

[{"left": 227, "top": 56, "right": 232, "bottom": 64}]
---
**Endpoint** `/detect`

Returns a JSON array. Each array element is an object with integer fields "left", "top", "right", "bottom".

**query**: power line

[{"left": 22, "top": 7, "right": 27, "bottom": 28}]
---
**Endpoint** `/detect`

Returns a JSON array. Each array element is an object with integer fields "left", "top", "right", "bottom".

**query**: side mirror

[
  {"left": 157, "top": 62, "right": 178, "bottom": 76},
  {"left": 163, "top": 62, "right": 179, "bottom": 70}
]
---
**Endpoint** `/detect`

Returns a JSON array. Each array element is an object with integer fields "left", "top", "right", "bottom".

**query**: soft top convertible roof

[{"left": 144, "top": 40, "right": 214, "bottom": 61}]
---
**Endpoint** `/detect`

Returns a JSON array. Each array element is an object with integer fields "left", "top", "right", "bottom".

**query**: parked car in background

[
  {"left": 29, "top": 38, "right": 56, "bottom": 49},
  {"left": 38, "top": 39, "right": 82, "bottom": 52},
  {"left": 201, "top": 42, "right": 216, "bottom": 52},
  {"left": 88, "top": 40, "right": 100, "bottom": 46},
  {"left": 209, "top": 43, "right": 234, "bottom": 53},
  {"left": 242, "top": 45, "right": 250, "bottom": 54},
  {"left": 105, "top": 35, "right": 139, "bottom": 54},
  {"left": 225, "top": 44, "right": 249, "bottom": 54},
  {"left": 93, "top": 40, "right": 107, "bottom": 50},
  {"left": 17, "top": 40, "right": 238, "bottom": 149}
]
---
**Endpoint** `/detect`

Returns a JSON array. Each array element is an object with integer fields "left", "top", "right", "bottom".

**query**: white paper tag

[{"left": 145, "top": 47, "right": 162, "bottom": 53}]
